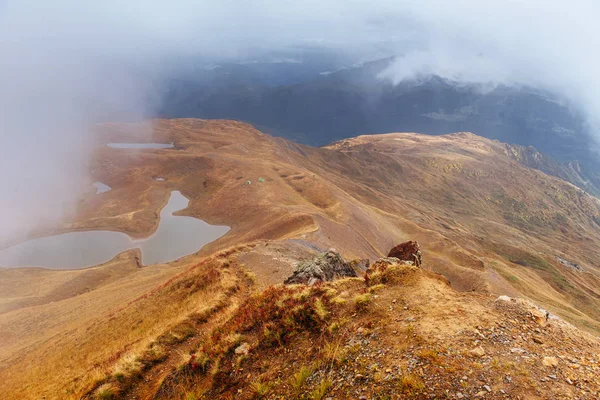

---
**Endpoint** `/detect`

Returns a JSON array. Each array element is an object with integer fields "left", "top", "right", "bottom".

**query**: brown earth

[{"left": 0, "top": 119, "right": 599, "bottom": 399}]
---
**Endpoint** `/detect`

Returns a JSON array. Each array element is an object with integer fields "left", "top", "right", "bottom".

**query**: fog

[{"left": 1, "top": 0, "right": 598, "bottom": 243}]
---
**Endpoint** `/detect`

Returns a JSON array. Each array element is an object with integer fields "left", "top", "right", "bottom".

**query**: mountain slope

[
  {"left": 158, "top": 59, "right": 600, "bottom": 196},
  {"left": 1, "top": 119, "right": 600, "bottom": 399}
]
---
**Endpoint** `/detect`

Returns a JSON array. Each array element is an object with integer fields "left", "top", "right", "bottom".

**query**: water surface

[
  {"left": 0, "top": 191, "right": 228, "bottom": 269},
  {"left": 93, "top": 181, "right": 112, "bottom": 194}
]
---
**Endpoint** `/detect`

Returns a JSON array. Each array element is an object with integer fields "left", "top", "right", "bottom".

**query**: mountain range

[{"left": 158, "top": 58, "right": 600, "bottom": 196}]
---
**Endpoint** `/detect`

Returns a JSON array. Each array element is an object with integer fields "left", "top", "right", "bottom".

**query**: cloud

[
  {"left": 377, "top": 1, "right": 600, "bottom": 131},
  {"left": 1, "top": 0, "right": 598, "bottom": 243}
]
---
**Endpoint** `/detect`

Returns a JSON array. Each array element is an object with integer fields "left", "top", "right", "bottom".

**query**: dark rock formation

[
  {"left": 284, "top": 248, "right": 357, "bottom": 285},
  {"left": 387, "top": 241, "right": 422, "bottom": 266}
]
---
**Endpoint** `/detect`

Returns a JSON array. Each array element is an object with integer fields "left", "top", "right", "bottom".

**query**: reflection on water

[
  {"left": 107, "top": 143, "right": 174, "bottom": 149},
  {"left": 93, "top": 181, "right": 112, "bottom": 194},
  {"left": 0, "top": 191, "right": 228, "bottom": 269}
]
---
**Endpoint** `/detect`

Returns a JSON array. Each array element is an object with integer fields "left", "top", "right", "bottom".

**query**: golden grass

[
  {"left": 0, "top": 257, "right": 241, "bottom": 400},
  {"left": 290, "top": 366, "right": 313, "bottom": 395},
  {"left": 310, "top": 378, "right": 332, "bottom": 400}
]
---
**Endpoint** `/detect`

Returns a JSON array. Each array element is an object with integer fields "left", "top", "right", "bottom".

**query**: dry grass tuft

[{"left": 310, "top": 377, "right": 332, "bottom": 400}]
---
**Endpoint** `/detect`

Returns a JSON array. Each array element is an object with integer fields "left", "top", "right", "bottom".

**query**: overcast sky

[{"left": 1, "top": 0, "right": 599, "bottom": 243}]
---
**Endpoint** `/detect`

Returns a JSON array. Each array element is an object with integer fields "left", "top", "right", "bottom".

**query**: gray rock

[
  {"left": 284, "top": 248, "right": 357, "bottom": 285},
  {"left": 234, "top": 342, "right": 250, "bottom": 355}
]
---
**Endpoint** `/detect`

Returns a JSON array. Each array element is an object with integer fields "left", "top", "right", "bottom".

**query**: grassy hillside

[{"left": 1, "top": 119, "right": 600, "bottom": 398}]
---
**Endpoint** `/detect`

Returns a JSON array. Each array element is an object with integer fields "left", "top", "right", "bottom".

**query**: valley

[{"left": 1, "top": 119, "right": 599, "bottom": 399}]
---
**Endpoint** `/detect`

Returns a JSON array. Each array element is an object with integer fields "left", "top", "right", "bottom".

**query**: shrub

[
  {"left": 354, "top": 293, "right": 372, "bottom": 312},
  {"left": 399, "top": 373, "right": 425, "bottom": 393},
  {"left": 94, "top": 383, "right": 116, "bottom": 399}
]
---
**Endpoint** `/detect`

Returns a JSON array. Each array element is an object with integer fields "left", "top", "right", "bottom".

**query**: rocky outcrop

[
  {"left": 387, "top": 241, "right": 422, "bottom": 266},
  {"left": 556, "top": 256, "right": 584, "bottom": 272},
  {"left": 284, "top": 248, "right": 357, "bottom": 285}
]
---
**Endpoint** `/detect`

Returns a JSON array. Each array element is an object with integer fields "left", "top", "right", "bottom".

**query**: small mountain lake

[
  {"left": 93, "top": 181, "right": 112, "bottom": 194},
  {"left": 0, "top": 191, "right": 229, "bottom": 269},
  {"left": 107, "top": 143, "right": 174, "bottom": 149}
]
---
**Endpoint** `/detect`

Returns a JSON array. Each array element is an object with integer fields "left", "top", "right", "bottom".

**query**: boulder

[
  {"left": 387, "top": 241, "right": 422, "bottom": 266},
  {"left": 470, "top": 346, "right": 486, "bottom": 357},
  {"left": 284, "top": 248, "right": 357, "bottom": 285}
]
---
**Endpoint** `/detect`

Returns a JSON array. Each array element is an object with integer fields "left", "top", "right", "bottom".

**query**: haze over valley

[{"left": 2, "top": 1, "right": 600, "bottom": 399}]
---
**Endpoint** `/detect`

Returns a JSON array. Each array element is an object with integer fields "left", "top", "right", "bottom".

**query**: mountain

[
  {"left": 1, "top": 119, "right": 600, "bottom": 399},
  {"left": 158, "top": 58, "right": 600, "bottom": 196}
]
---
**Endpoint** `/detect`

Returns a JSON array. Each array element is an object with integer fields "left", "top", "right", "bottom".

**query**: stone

[
  {"left": 234, "top": 343, "right": 250, "bottom": 355},
  {"left": 284, "top": 249, "right": 357, "bottom": 285},
  {"left": 542, "top": 356, "right": 559, "bottom": 367},
  {"left": 387, "top": 241, "right": 422, "bottom": 266},
  {"left": 456, "top": 393, "right": 465, "bottom": 399},
  {"left": 496, "top": 295, "right": 512, "bottom": 302},
  {"left": 470, "top": 346, "right": 486, "bottom": 357},
  {"left": 484, "top": 385, "right": 492, "bottom": 392},
  {"left": 533, "top": 336, "right": 544, "bottom": 344},
  {"left": 531, "top": 308, "right": 549, "bottom": 325}
]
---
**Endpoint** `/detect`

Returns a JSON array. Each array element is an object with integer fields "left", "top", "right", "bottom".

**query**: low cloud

[{"left": 1, "top": 0, "right": 598, "bottom": 242}]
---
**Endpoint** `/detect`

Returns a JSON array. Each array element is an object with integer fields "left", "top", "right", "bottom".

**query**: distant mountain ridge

[{"left": 158, "top": 57, "right": 600, "bottom": 196}]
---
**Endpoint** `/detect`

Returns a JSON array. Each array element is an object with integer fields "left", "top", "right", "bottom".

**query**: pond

[
  {"left": 92, "top": 181, "right": 112, "bottom": 194},
  {"left": 0, "top": 191, "right": 229, "bottom": 269}
]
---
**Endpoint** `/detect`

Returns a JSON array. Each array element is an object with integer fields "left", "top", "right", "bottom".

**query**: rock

[
  {"left": 470, "top": 346, "right": 486, "bottom": 357},
  {"left": 484, "top": 385, "right": 492, "bottom": 392},
  {"left": 510, "top": 348, "right": 525, "bottom": 354},
  {"left": 556, "top": 256, "right": 584, "bottom": 272},
  {"left": 349, "top": 258, "right": 370, "bottom": 273},
  {"left": 531, "top": 308, "right": 549, "bottom": 325},
  {"left": 284, "top": 249, "right": 357, "bottom": 285},
  {"left": 234, "top": 343, "right": 250, "bottom": 355},
  {"left": 475, "top": 391, "right": 487, "bottom": 397},
  {"left": 496, "top": 295, "right": 512, "bottom": 302},
  {"left": 456, "top": 393, "right": 465, "bottom": 399},
  {"left": 533, "top": 336, "right": 544, "bottom": 344},
  {"left": 542, "top": 356, "right": 559, "bottom": 367},
  {"left": 387, "top": 241, "right": 422, "bottom": 266}
]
